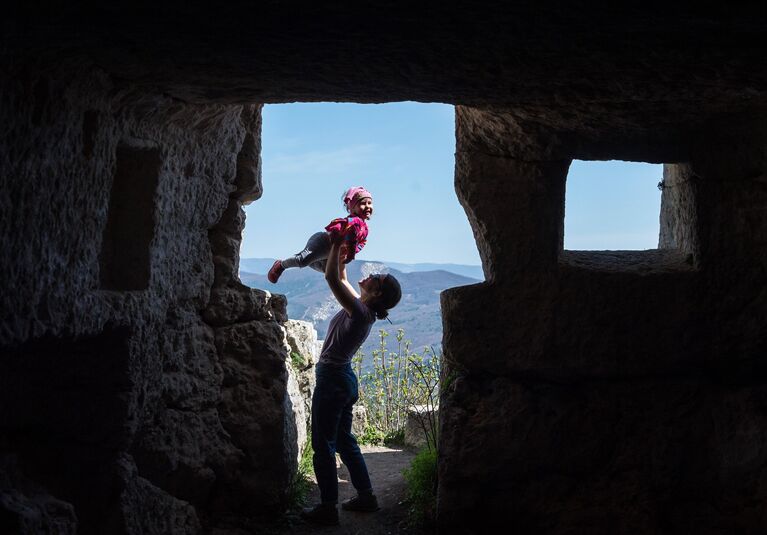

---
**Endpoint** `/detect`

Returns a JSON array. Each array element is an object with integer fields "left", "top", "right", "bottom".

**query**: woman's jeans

[{"left": 312, "top": 362, "right": 372, "bottom": 504}]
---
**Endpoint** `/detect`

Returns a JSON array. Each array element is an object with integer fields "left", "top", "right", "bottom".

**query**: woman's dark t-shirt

[{"left": 319, "top": 298, "right": 376, "bottom": 365}]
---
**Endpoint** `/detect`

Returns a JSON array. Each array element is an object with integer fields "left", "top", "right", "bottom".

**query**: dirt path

[{"left": 281, "top": 445, "right": 420, "bottom": 535}]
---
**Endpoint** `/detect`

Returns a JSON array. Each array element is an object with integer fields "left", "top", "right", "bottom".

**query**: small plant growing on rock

[
  {"left": 287, "top": 437, "right": 314, "bottom": 509},
  {"left": 403, "top": 446, "right": 438, "bottom": 528},
  {"left": 289, "top": 350, "right": 307, "bottom": 370}
]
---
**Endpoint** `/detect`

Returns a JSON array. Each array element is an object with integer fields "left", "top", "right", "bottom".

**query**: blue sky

[
  {"left": 564, "top": 160, "right": 663, "bottom": 250},
  {"left": 241, "top": 103, "right": 662, "bottom": 265}
]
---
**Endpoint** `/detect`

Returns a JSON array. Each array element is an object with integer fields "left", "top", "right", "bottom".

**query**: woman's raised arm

[{"left": 325, "top": 238, "right": 358, "bottom": 315}]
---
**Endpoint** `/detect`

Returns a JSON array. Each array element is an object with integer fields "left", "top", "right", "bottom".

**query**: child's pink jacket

[{"left": 325, "top": 216, "right": 368, "bottom": 263}]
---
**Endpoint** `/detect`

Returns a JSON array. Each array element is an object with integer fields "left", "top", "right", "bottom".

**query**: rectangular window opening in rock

[
  {"left": 563, "top": 160, "right": 663, "bottom": 251},
  {"left": 99, "top": 144, "right": 161, "bottom": 291},
  {"left": 561, "top": 161, "right": 699, "bottom": 272}
]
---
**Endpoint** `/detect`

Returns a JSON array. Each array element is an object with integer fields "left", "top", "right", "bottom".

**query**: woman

[{"left": 301, "top": 234, "right": 402, "bottom": 526}]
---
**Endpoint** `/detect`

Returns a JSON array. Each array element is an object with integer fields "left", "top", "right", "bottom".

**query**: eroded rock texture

[
  {"left": 3, "top": 4, "right": 767, "bottom": 535},
  {"left": 0, "top": 59, "right": 300, "bottom": 534},
  {"left": 285, "top": 319, "right": 320, "bottom": 457},
  {"left": 439, "top": 108, "right": 767, "bottom": 534}
]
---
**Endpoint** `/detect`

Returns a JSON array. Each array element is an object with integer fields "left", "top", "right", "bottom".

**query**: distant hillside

[
  {"left": 238, "top": 259, "right": 482, "bottom": 357},
  {"left": 383, "top": 261, "right": 484, "bottom": 281},
  {"left": 239, "top": 258, "right": 484, "bottom": 281}
]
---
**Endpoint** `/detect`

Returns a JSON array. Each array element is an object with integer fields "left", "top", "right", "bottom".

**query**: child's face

[{"left": 353, "top": 197, "right": 374, "bottom": 220}]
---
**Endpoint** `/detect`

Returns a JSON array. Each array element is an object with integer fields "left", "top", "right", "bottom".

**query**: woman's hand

[{"left": 327, "top": 230, "right": 340, "bottom": 245}]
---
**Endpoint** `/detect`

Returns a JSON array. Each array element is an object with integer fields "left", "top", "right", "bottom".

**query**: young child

[{"left": 267, "top": 186, "right": 373, "bottom": 283}]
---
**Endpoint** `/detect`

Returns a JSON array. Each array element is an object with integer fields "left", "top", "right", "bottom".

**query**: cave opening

[
  {"left": 232, "top": 102, "right": 482, "bottom": 516},
  {"left": 239, "top": 102, "right": 483, "bottom": 357}
]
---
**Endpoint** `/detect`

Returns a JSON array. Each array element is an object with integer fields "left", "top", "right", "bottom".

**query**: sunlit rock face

[
  {"left": 284, "top": 319, "right": 319, "bottom": 441},
  {"left": 3, "top": 4, "right": 767, "bottom": 534}
]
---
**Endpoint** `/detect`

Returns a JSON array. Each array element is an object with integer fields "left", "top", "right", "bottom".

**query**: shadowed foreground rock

[{"left": 2, "top": 3, "right": 767, "bottom": 534}]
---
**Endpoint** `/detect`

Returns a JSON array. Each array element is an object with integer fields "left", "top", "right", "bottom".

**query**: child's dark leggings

[{"left": 281, "top": 232, "right": 330, "bottom": 273}]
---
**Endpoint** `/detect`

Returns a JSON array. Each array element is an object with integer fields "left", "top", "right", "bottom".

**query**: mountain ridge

[
  {"left": 239, "top": 257, "right": 484, "bottom": 280},
  {"left": 238, "top": 258, "right": 483, "bottom": 356}
]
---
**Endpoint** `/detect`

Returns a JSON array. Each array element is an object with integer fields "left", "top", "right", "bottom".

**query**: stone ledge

[
  {"left": 203, "top": 285, "right": 287, "bottom": 326},
  {"left": 560, "top": 249, "right": 696, "bottom": 274}
]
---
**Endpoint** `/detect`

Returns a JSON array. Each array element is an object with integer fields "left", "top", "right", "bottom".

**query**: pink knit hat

[{"left": 342, "top": 186, "right": 372, "bottom": 211}]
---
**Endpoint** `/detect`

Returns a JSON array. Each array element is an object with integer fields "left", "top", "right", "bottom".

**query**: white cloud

[{"left": 265, "top": 144, "right": 379, "bottom": 175}]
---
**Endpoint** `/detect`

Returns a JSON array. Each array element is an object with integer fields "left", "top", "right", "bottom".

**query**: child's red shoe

[{"left": 268, "top": 260, "right": 284, "bottom": 283}]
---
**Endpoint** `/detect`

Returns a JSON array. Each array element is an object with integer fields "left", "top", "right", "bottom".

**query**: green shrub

[
  {"left": 287, "top": 438, "right": 314, "bottom": 508},
  {"left": 357, "top": 425, "right": 386, "bottom": 445},
  {"left": 353, "top": 329, "right": 441, "bottom": 443},
  {"left": 351, "top": 328, "right": 442, "bottom": 525},
  {"left": 356, "top": 425, "right": 404, "bottom": 447},
  {"left": 403, "top": 447, "right": 438, "bottom": 527},
  {"left": 384, "top": 428, "right": 405, "bottom": 447}
]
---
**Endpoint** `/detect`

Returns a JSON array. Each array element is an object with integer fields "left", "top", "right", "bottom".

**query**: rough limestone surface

[
  {"left": 285, "top": 320, "right": 318, "bottom": 416},
  {"left": 0, "top": 58, "right": 297, "bottom": 534},
  {"left": 0, "top": 456, "right": 78, "bottom": 535},
  {"left": 116, "top": 455, "right": 202, "bottom": 535},
  {"left": 3, "top": 5, "right": 767, "bottom": 535},
  {"left": 351, "top": 405, "right": 367, "bottom": 437},
  {"left": 404, "top": 406, "right": 439, "bottom": 450},
  {"left": 0, "top": 490, "right": 78, "bottom": 535},
  {"left": 212, "top": 320, "right": 296, "bottom": 513},
  {"left": 437, "top": 107, "right": 767, "bottom": 534},
  {"left": 286, "top": 362, "right": 308, "bottom": 464},
  {"left": 6, "top": 5, "right": 765, "bottom": 110},
  {"left": 284, "top": 319, "right": 319, "bottom": 456}
]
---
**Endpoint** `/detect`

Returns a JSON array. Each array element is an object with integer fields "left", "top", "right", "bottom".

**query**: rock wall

[
  {"left": 438, "top": 107, "right": 767, "bottom": 534},
  {"left": 285, "top": 319, "right": 319, "bottom": 457},
  {"left": 0, "top": 59, "right": 297, "bottom": 534},
  {"left": 6, "top": 5, "right": 765, "bottom": 108},
  {"left": 3, "top": 5, "right": 767, "bottom": 535}
]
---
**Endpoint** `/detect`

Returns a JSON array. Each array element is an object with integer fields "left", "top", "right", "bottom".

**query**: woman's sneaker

[
  {"left": 267, "top": 260, "right": 284, "bottom": 283},
  {"left": 300, "top": 503, "right": 339, "bottom": 525},
  {"left": 341, "top": 493, "right": 380, "bottom": 512}
]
